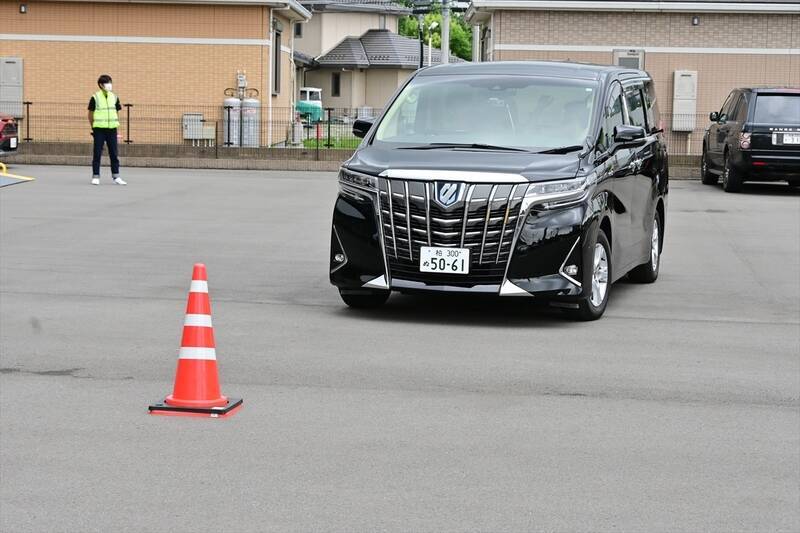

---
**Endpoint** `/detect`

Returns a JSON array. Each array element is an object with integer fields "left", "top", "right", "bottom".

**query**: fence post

[
  {"left": 23, "top": 101, "right": 32, "bottom": 141},
  {"left": 315, "top": 122, "right": 320, "bottom": 160},
  {"left": 324, "top": 107, "right": 333, "bottom": 148},
  {"left": 124, "top": 103, "right": 133, "bottom": 143}
]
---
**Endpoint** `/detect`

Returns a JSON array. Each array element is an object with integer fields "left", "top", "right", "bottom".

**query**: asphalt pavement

[{"left": 1, "top": 165, "right": 798, "bottom": 532}]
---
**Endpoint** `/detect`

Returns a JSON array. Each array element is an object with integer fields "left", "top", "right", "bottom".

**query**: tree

[{"left": 398, "top": 8, "right": 472, "bottom": 61}]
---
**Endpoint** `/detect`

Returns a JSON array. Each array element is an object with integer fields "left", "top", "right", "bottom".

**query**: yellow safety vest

[{"left": 92, "top": 90, "right": 120, "bottom": 129}]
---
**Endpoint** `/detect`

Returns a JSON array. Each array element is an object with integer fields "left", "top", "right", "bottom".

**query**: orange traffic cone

[{"left": 149, "top": 263, "right": 242, "bottom": 418}]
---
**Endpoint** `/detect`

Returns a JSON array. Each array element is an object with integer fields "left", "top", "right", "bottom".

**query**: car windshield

[
  {"left": 374, "top": 75, "right": 599, "bottom": 151},
  {"left": 753, "top": 95, "right": 800, "bottom": 124}
]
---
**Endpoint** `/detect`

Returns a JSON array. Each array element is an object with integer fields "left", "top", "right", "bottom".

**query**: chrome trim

[
  {"left": 479, "top": 185, "right": 498, "bottom": 264},
  {"left": 373, "top": 188, "right": 391, "bottom": 286},
  {"left": 386, "top": 179, "right": 398, "bottom": 258},
  {"left": 424, "top": 181, "right": 432, "bottom": 246},
  {"left": 501, "top": 183, "right": 532, "bottom": 285},
  {"left": 459, "top": 184, "right": 476, "bottom": 248},
  {"left": 380, "top": 169, "right": 528, "bottom": 184},
  {"left": 363, "top": 274, "right": 389, "bottom": 290},
  {"left": 499, "top": 279, "right": 532, "bottom": 297},
  {"left": 403, "top": 181, "right": 413, "bottom": 261},
  {"left": 558, "top": 237, "right": 582, "bottom": 288},
  {"left": 330, "top": 225, "right": 348, "bottom": 274},
  {"left": 339, "top": 183, "right": 371, "bottom": 201},
  {"left": 391, "top": 278, "right": 500, "bottom": 294},
  {"left": 496, "top": 184, "right": 518, "bottom": 263}
]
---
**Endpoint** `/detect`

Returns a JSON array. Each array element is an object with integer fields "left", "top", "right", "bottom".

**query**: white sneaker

[
  {"left": 113, "top": 177, "right": 127, "bottom": 186},
  {"left": 91, "top": 177, "right": 100, "bottom": 185}
]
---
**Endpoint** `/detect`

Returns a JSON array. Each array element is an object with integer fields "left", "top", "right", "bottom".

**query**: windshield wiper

[
  {"left": 398, "top": 143, "right": 531, "bottom": 152},
  {"left": 536, "top": 145, "right": 584, "bottom": 155}
]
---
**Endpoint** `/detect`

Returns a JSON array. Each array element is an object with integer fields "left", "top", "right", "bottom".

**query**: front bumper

[{"left": 330, "top": 181, "right": 589, "bottom": 299}]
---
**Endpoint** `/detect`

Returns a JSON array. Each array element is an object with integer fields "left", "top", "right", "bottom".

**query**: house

[
  {"left": 466, "top": 0, "right": 800, "bottom": 152},
  {"left": 304, "top": 29, "right": 462, "bottom": 111},
  {"left": 294, "top": 0, "right": 410, "bottom": 59},
  {"left": 0, "top": 0, "right": 310, "bottom": 145}
]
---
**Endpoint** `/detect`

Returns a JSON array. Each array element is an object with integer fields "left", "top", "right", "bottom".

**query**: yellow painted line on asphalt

[{"left": 0, "top": 162, "right": 36, "bottom": 187}]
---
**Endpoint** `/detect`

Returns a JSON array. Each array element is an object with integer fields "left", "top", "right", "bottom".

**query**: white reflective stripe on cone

[
  {"left": 189, "top": 280, "right": 208, "bottom": 293},
  {"left": 178, "top": 347, "right": 217, "bottom": 360},
  {"left": 184, "top": 314, "right": 213, "bottom": 327}
]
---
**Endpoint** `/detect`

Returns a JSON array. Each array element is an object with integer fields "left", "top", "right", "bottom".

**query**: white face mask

[{"left": 103, "top": 83, "right": 112, "bottom": 91}]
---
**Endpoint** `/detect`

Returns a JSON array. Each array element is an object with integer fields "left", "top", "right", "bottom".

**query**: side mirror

[
  {"left": 709, "top": 111, "right": 719, "bottom": 122},
  {"left": 353, "top": 118, "right": 374, "bottom": 139},
  {"left": 613, "top": 125, "right": 647, "bottom": 146}
]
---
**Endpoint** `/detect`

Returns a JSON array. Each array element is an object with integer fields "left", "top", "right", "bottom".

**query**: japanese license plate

[
  {"left": 420, "top": 246, "right": 470, "bottom": 275},
  {"left": 10, "top": 137, "right": 17, "bottom": 148},
  {"left": 782, "top": 133, "right": 800, "bottom": 145}
]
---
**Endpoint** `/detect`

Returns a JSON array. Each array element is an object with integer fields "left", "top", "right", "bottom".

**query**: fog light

[
  {"left": 334, "top": 253, "right": 346, "bottom": 263},
  {"left": 565, "top": 265, "right": 578, "bottom": 276}
]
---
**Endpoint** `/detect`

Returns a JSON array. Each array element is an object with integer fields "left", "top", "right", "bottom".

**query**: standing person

[{"left": 88, "top": 75, "right": 126, "bottom": 185}]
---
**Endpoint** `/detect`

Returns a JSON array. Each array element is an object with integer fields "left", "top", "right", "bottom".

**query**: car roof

[
  {"left": 418, "top": 60, "right": 649, "bottom": 82},
  {"left": 741, "top": 87, "right": 800, "bottom": 94}
]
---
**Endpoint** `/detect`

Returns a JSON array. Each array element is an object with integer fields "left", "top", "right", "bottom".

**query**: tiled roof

[{"left": 317, "top": 29, "right": 465, "bottom": 69}]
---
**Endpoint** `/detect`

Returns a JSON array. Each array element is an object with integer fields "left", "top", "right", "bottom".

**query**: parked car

[
  {"left": 701, "top": 88, "right": 800, "bottom": 192},
  {"left": 329, "top": 61, "right": 668, "bottom": 320},
  {"left": 0, "top": 113, "right": 19, "bottom": 157}
]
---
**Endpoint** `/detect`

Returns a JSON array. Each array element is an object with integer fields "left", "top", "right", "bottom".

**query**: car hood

[{"left": 345, "top": 146, "right": 583, "bottom": 182}]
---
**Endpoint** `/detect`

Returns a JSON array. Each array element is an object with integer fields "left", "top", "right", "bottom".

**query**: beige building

[
  {"left": 467, "top": 0, "right": 800, "bottom": 152},
  {"left": 0, "top": 0, "right": 310, "bottom": 145}
]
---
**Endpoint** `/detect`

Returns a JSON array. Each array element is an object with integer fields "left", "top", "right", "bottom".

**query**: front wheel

[
  {"left": 722, "top": 151, "right": 743, "bottom": 193},
  {"left": 628, "top": 212, "right": 661, "bottom": 283},
  {"left": 566, "top": 230, "right": 611, "bottom": 321},
  {"left": 700, "top": 145, "right": 717, "bottom": 185},
  {"left": 339, "top": 289, "right": 390, "bottom": 309}
]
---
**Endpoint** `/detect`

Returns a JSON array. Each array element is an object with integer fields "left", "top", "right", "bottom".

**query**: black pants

[{"left": 92, "top": 128, "right": 120, "bottom": 176}]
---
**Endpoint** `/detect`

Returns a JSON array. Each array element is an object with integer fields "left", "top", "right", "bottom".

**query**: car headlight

[
  {"left": 338, "top": 168, "right": 377, "bottom": 191},
  {"left": 524, "top": 176, "right": 590, "bottom": 207}
]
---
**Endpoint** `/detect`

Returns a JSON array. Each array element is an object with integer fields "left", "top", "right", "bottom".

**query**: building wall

[
  {"left": 0, "top": 1, "right": 300, "bottom": 145},
  {"left": 295, "top": 11, "right": 399, "bottom": 58},
  {"left": 486, "top": 10, "right": 800, "bottom": 116},
  {"left": 304, "top": 68, "right": 354, "bottom": 109},
  {"left": 365, "top": 69, "right": 409, "bottom": 110}
]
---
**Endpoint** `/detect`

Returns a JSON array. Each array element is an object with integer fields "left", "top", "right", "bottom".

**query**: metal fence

[{"left": 4, "top": 101, "right": 708, "bottom": 162}]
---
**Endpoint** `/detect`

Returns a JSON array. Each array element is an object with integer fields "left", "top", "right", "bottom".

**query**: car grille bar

[{"left": 378, "top": 178, "right": 527, "bottom": 288}]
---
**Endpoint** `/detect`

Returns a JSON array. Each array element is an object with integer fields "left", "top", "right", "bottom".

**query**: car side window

[
  {"left": 719, "top": 92, "right": 736, "bottom": 121},
  {"left": 733, "top": 94, "right": 749, "bottom": 122},
  {"left": 597, "top": 83, "right": 625, "bottom": 153},
  {"left": 643, "top": 81, "right": 661, "bottom": 132},
  {"left": 624, "top": 85, "right": 648, "bottom": 131}
]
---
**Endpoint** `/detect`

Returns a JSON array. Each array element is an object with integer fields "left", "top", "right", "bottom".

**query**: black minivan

[{"left": 330, "top": 61, "right": 668, "bottom": 320}]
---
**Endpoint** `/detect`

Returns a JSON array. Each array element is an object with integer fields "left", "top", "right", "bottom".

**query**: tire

[
  {"left": 722, "top": 151, "right": 743, "bottom": 193},
  {"left": 566, "top": 229, "right": 611, "bottom": 321},
  {"left": 339, "top": 289, "right": 390, "bottom": 309},
  {"left": 628, "top": 211, "right": 661, "bottom": 283},
  {"left": 700, "top": 145, "right": 717, "bottom": 185}
]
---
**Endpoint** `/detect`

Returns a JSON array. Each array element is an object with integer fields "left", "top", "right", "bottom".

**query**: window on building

[
  {"left": 597, "top": 83, "right": 625, "bottom": 153},
  {"left": 332, "top": 72, "right": 341, "bottom": 98},
  {"left": 379, "top": 15, "right": 387, "bottom": 29},
  {"left": 624, "top": 85, "right": 648, "bottom": 130},
  {"left": 273, "top": 28, "right": 282, "bottom": 95},
  {"left": 294, "top": 23, "right": 302, "bottom": 38}
]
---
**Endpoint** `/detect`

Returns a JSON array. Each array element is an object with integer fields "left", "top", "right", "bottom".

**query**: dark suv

[
  {"left": 329, "top": 61, "right": 669, "bottom": 320},
  {"left": 701, "top": 88, "right": 800, "bottom": 192}
]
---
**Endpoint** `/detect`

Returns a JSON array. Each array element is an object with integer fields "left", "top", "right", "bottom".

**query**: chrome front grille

[{"left": 378, "top": 178, "right": 528, "bottom": 288}]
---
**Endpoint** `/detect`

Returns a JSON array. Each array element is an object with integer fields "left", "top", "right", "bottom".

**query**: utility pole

[
  {"left": 441, "top": 0, "right": 450, "bottom": 64},
  {"left": 418, "top": 14, "right": 425, "bottom": 69}
]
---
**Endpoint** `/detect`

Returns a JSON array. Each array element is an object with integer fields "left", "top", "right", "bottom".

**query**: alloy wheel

[
  {"left": 590, "top": 243, "right": 609, "bottom": 307},
  {"left": 650, "top": 218, "right": 660, "bottom": 272}
]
